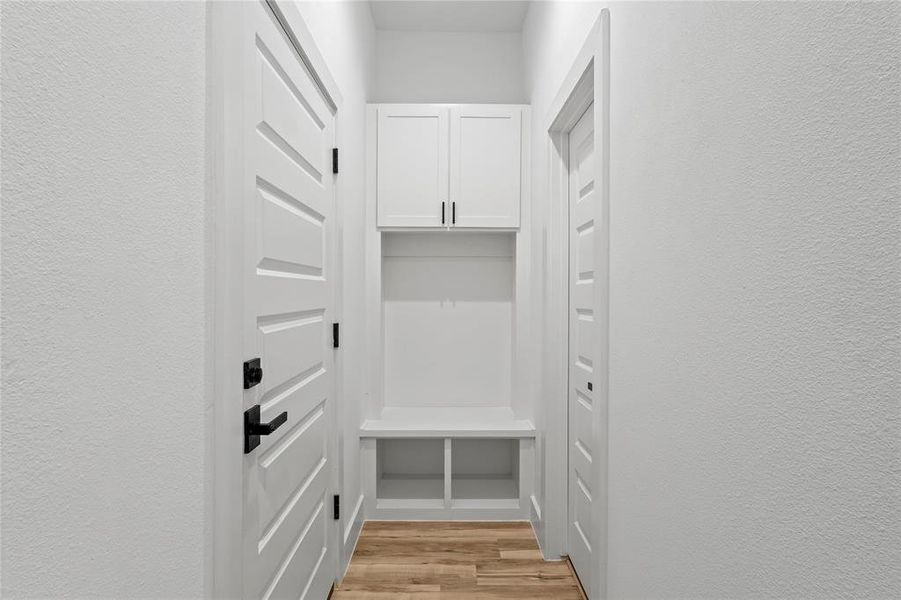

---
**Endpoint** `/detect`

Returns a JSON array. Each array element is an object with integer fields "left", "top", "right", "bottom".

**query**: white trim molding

[{"left": 541, "top": 10, "right": 610, "bottom": 600}]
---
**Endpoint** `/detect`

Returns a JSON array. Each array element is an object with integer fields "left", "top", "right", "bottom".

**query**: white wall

[
  {"left": 0, "top": 0, "right": 374, "bottom": 593},
  {"left": 374, "top": 30, "right": 525, "bottom": 103},
  {"left": 381, "top": 233, "right": 515, "bottom": 409},
  {"left": 1, "top": 2, "right": 207, "bottom": 598},
  {"left": 292, "top": 0, "right": 376, "bottom": 569},
  {"left": 525, "top": 1, "right": 900, "bottom": 597}
]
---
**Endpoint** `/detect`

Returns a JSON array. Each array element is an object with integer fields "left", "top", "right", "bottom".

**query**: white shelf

[
  {"left": 361, "top": 406, "right": 535, "bottom": 438},
  {"left": 362, "top": 435, "right": 534, "bottom": 521},
  {"left": 451, "top": 498, "right": 520, "bottom": 510},
  {"left": 452, "top": 477, "right": 518, "bottom": 500},
  {"left": 377, "top": 475, "right": 444, "bottom": 500},
  {"left": 376, "top": 498, "right": 446, "bottom": 510}
]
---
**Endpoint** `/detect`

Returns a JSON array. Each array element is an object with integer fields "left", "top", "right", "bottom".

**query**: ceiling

[{"left": 369, "top": 1, "right": 530, "bottom": 33}]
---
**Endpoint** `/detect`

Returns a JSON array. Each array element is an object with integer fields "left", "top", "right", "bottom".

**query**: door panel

[
  {"left": 242, "top": 2, "right": 336, "bottom": 599},
  {"left": 450, "top": 105, "right": 522, "bottom": 228},
  {"left": 258, "top": 315, "right": 324, "bottom": 395},
  {"left": 568, "top": 104, "right": 596, "bottom": 596},
  {"left": 377, "top": 105, "right": 448, "bottom": 228},
  {"left": 259, "top": 184, "right": 324, "bottom": 277},
  {"left": 259, "top": 56, "right": 326, "bottom": 180}
]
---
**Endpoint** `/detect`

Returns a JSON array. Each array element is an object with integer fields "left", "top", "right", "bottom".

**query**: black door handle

[
  {"left": 442, "top": 201, "right": 446, "bottom": 224},
  {"left": 244, "top": 405, "right": 288, "bottom": 453},
  {"left": 252, "top": 411, "right": 287, "bottom": 435},
  {"left": 452, "top": 201, "right": 456, "bottom": 224}
]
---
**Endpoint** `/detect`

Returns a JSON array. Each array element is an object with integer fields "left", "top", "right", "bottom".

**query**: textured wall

[
  {"left": 374, "top": 30, "right": 525, "bottom": 103},
  {"left": 524, "top": 1, "right": 900, "bottom": 597},
  {"left": 1, "top": 2, "right": 207, "bottom": 597}
]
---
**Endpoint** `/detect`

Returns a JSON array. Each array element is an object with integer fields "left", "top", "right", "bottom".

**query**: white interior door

[
  {"left": 449, "top": 105, "right": 522, "bottom": 228},
  {"left": 377, "top": 105, "right": 449, "bottom": 228},
  {"left": 241, "top": 2, "right": 336, "bottom": 598},
  {"left": 567, "top": 103, "right": 596, "bottom": 596}
]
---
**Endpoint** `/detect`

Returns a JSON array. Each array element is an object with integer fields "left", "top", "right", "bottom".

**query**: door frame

[
  {"left": 542, "top": 10, "right": 609, "bottom": 600},
  {"left": 207, "top": 1, "right": 344, "bottom": 597}
]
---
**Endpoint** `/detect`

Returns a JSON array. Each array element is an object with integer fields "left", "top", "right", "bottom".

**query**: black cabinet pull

[
  {"left": 452, "top": 201, "right": 456, "bottom": 224},
  {"left": 442, "top": 201, "right": 445, "bottom": 224},
  {"left": 244, "top": 405, "right": 288, "bottom": 453}
]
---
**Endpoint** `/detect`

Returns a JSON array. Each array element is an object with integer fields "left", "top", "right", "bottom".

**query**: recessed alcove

[
  {"left": 451, "top": 439, "right": 519, "bottom": 506},
  {"left": 382, "top": 231, "right": 515, "bottom": 409},
  {"left": 376, "top": 439, "right": 444, "bottom": 507}
]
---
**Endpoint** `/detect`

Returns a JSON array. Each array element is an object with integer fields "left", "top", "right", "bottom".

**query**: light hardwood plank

[{"left": 334, "top": 522, "right": 583, "bottom": 599}]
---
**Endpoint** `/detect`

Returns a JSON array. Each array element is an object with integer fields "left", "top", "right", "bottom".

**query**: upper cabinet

[
  {"left": 450, "top": 106, "right": 522, "bottom": 228},
  {"left": 377, "top": 105, "right": 449, "bottom": 227},
  {"left": 376, "top": 104, "right": 528, "bottom": 229}
]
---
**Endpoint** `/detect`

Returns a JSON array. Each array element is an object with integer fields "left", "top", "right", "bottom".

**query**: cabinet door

[
  {"left": 377, "top": 105, "right": 449, "bottom": 228},
  {"left": 450, "top": 106, "right": 522, "bottom": 228}
]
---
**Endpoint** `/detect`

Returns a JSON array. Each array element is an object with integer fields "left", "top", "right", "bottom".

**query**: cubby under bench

[{"left": 361, "top": 407, "right": 536, "bottom": 520}]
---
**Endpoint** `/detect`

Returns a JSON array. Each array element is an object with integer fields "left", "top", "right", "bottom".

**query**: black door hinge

[
  {"left": 332, "top": 322, "right": 340, "bottom": 348},
  {"left": 333, "top": 494, "right": 340, "bottom": 520},
  {"left": 332, "top": 148, "right": 338, "bottom": 174}
]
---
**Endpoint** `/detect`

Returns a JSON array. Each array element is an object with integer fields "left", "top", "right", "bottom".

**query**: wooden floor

[{"left": 333, "top": 521, "right": 586, "bottom": 599}]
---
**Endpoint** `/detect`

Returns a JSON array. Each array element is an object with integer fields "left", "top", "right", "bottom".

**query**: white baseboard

[
  {"left": 530, "top": 494, "right": 550, "bottom": 559},
  {"left": 340, "top": 493, "right": 365, "bottom": 579},
  {"left": 530, "top": 494, "right": 542, "bottom": 522}
]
